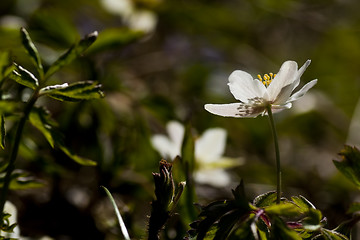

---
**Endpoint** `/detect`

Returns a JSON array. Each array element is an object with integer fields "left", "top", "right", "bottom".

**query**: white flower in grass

[
  {"left": 151, "top": 121, "right": 240, "bottom": 187},
  {"left": 205, "top": 60, "right": 318, "bottom": 118}
]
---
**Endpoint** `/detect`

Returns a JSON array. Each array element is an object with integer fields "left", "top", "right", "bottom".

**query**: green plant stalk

[
  {"left": 266, "top": 105, "right": 281, "bottom": 204},
  {"left": 0, "top": 90, "right": 39, "bottom": 222}
]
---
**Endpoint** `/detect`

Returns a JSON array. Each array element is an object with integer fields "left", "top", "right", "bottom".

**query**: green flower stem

[
  {"left": 0, "top": 90, "right": 39, "bottom": 221},
  {"left": 266, "top": 105, "right": 281, "bottom": 204}
]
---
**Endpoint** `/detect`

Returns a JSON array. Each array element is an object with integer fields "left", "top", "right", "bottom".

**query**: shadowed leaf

[
  {"left": 333, "top": 145, "right": 360, "bottom": 188},
  {"left": 29, "top": 107, "right": 59, "bottom": 148},
  {"left": 20, "top": 28, "right": 43, "bottom": 77},
  {"left": 45, "top": 31, "right": 98, "bottom": 78},
  {"left": 0, "top": 115, "right": 5, "bottom": 149}
]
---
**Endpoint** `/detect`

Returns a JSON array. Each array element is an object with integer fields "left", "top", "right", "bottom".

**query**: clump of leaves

[
  {"left": 186, "top": 180, "right": 354, "bottom": 240},
  {"left": 0, "top": 27, "right": 104, "bottom": 236}
]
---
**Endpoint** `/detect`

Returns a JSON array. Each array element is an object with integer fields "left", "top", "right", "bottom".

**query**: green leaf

[
  {"left": 333, "top": 214, "right": 360, "bottom": 238},
  {"left": 333, "top": 145, "right": 360, "bottom": 188},
  {"left": 42, "top": 81, "right": 104, "bottom": 102},
  {"left": 29, "top": 107, "right": 97, "bottom": 166},
  {"left": 181, "top": 122, "right": 197, "bottom": 221},
  {"left": 302, "top": 208, "right": 323, "bottom": 231},
  {"left": 29, "top": 107, "right": 59, "bottom": 148},
  {"left": 11, "top": 63, "right": 39, "bottom": 89},
  {"left": 264, "top": 203, "right": 301, "bottom": 217},
  {"left": 271, "top": 217, "right": 302, "bottom": 240},
  {"left": 320, "top": 229, "right": 349, "bottom": 240},
  {"left": 0, "top": 170, "right": 44, "bottom": 190},
  {"left": 347, "top": 202, "right": 360, "bottom": 214},
  {"left": 0, "top": 101, "right": 18, "bottom": 114},
  {"left": 59, "top": 145, "right": 97, "bottom": 166},
  {"left": 0, "top": 52, "right": 14, "bottom": 82},
  {"left": 88, "top": 28, "right": 144, "bottom": 53},
  {"left": 214, "top": 209, "right": 245, "bottom": 239},
  {"left": 20, "top": 27, "right": 44, "bottom": 77},
  {"left": 45, "top": 31, "right": 98, "bottom": 78},
  {"left": 253, "top": 191, "right": 277, "bottom": 207},
  {"left": 291, "top": 195, "right": 316, "bottom": 213},
  {"left": 0, "top": 115, "right": 5, "bottom": 149}
]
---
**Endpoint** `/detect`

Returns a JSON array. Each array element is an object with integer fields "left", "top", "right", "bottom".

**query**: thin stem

[
  {"left": 266, "top": 105, "right": 281, "bottom": 204},
  {"left": 0, "top": 90, "right": 39, "bottom": 221}
]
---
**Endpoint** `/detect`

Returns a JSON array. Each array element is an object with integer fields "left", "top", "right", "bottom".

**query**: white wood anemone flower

[
  {"left": 151, "top": 121, "right": 242, "bottom": 187},
  {"left": 205, "top": 60, "right": 318, "bottom": 118}
]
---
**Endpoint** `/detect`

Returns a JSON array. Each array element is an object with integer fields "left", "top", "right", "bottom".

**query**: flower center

[{"left": 257, "top": 73, "right": 276, "bottom": 87}]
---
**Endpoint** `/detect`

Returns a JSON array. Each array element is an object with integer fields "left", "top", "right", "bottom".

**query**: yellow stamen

[{"left": 258, "top": 72, "right": 276, "bottom": 87}]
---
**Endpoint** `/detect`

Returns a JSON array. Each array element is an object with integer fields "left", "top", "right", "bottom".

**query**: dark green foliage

[
  {"left": 187, "top": 182, "right": 356, "bottom": 240},
  {"left": 44, "top": 31, "right": 98, "bottom": 79},
  {"left": 333, "top": 145, "right": 360, "bottom": 188},
  {"left": 0, "top": 115, "right": 4, "bottom": 149}
]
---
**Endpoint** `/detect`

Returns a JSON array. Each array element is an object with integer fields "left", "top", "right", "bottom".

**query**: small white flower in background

[
  {"left": 151, "top": 121, "right": 242, "bottom": 187},
  {"left": 205, "top": 60, "right": 317, "bottom": 118},
  {"left": 3, "top": 201, "right": 19, "bottom": 239},
  {"left": 101, "top": 0, "right": 158, "bottom": 33}
]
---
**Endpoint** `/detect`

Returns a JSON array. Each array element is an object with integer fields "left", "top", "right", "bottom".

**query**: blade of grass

[{"left": 101, "top": 186, "right": 130, "bottom": 240}]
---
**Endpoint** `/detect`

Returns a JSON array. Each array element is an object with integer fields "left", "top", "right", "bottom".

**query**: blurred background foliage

[{"left": 1, "top": 0, "right": 360, "bottom": 239}]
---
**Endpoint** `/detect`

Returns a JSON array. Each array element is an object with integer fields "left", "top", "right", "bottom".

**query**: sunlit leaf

[
  {"left": 302, "top": 208, "right": 322, "bottom": 231},
  {"left": 291, "top": 195, "right": 316, "bottom": 212},
  {"left": 264, "top": 203, "right": 301, "bottom": 217},
  {"left": 0, "top": 115, "right": 5, "bottom": 149},
  {"left": 253, "top": 191, "right": 277, "bottom": 207},
  {"left": 20, "top": 27, "right": 44, "bottom": 77},
  {"left": 320, "top": 229, "right": 349, "bottom": 240},
  {"left": 44, "top": 81, "right": 104, "bottom": 102},
  {"left": 59, "top": 145, "right": 97, "bottom": 166},
  {"left": 0, "top": 170, "right": 44, "bottom": 190},
  {"left": 11, "top": 63, "right": 39, "bottom": 89},
  {"left": 333, "top": 145, "right": 360, "bottom": 188},
  {"left": 45, "top": 31, "right": 98, "bottom": 78}
]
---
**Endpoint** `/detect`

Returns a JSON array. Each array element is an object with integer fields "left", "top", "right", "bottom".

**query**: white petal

[
  {"left": 151, "top": 135, "right": 179, "bottom": 160},
  {"left": 166, "top": 121, "right": 184, "bottom": 149},
  {"left": 228, "top": 70, "right": 266, "bottom": 103},
  {"left": 205, "top": 103, "right": 265, "bottom": 118},
  {"left": 272, "top": 83, "right": 294, "bottom": 105},
  {"left": 287, "top": 79, "right": 318, "bottom": 103},
  {"left": 195, "top": 128, "right": 227, "bottom": 163},
  {"left": 194, "top": 169, "right": 231, "bottom": 187},
  {"left": 267, "top": 61, "right": 298, "bottom": 101},
  {"left": 271, "top": 103, "right": 292, "bottom": 113},
  {"left": 292, "top": 59, "right": 311, "bottom": 91}
]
